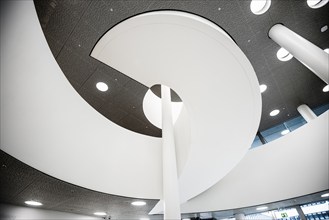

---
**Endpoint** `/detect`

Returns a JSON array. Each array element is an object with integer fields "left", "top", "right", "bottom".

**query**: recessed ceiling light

[
  {"left": 277, "top": 47, "right": 293, "bottom": 61},
  {"left": 250, "top": 0, "right": 271, "bottom": 15},
  {"left": 307, "top": 0, "right": 328, "bottom": 9},
  {"left": 323, "top": 85, "right": 329, "bottom": 92},
  {"left": 25, "top": 200, "right": 42, "bottom": 206},
  {"left": 131, "top": 201, "right": 146, "bottom": 206},
  {"left": 270, "top": 109, "right": 280, "bottom": 116},
  {"left": 260, "top": 84, "right": 267, "bottom": 93},
  {"left": 321, "top": 193, "right": 329, "bottom": 197},
  {"left": 321, "top": 25, "right": 328, "bottom": 32},
  {"left": 96, "top": 82, "right": 108, "bottom": 92},
  {"left": 324, "top": 48, "right": 329, "bottom": 54},
  {"left": 256, "top": 206, "right": 268, "bottom": 211},
  {"left": 94, "top": 212, "right": 107, "bottom": 216},
  {"left": 281, "top": 129, "right": 290, "bottom": 135}
]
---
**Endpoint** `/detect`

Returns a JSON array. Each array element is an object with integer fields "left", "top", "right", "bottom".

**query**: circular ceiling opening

[
  {"left": 150, "top": 84, "right": 182, "bottom": 102},
  {"left": 277, "top": 47, "right": 293, "bottom": 61},
  {"left": 307, "top": 0, "right": 329, "bottom": 8},
  {"left": 143, "top": 84, "right": 183, "bottom": 129},
  {"left": 250, "top": 0, "right": 271, "bottom": 15}
]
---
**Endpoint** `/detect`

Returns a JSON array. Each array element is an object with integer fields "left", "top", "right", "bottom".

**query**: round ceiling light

[
  {"left": 250, "top": 0, "right": 271, "bottom": 15},
  {"left": 321, "top": 193, "right": 329, "bottom": 197},
  {"left": 260, "top": 84, "right": 267, "bottom": 93},
  {"left": 256, "top": 206, "right": 268, "bottom": 211},
  {"left": 324, "top": 48, "right": 329, "bottom": 54},
  {"left": 307, "top": 0, "right": 329, "bottom": 8},
  {"left": 25, "top": 200, "right": 43, "bottom": 206},
  {"left": 321, "top": 25, "right": 328, "bottom": 32},
  {"left": 277, "top": 47, "right": 293, "bottom": 61},
  {"left": 131, "top": 201, "right": 146, "bottom": 206},
  {"left": 96, "top": 82, "right": 108, "bottom": 92},
  {"left": 94, "top": 212, "right": 107, "bottom": 216},
  {"left": 323, "top": 85, "right": 329, "bottom": 92},
  {"left": 281, "top": 129, "right": 290, "bottom": 135},
  {"left": 270, "top": 109, "right": 280, "bottom": 116}
]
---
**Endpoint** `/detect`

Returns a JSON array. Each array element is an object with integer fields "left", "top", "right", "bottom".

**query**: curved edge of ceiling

[
  {"left": 91, "top": 10, "right": 262, "bottom": 203},
  {"left": 180, "top": 111, "right": 329, "bottom": 213},
  {"left": 0, "top": 0, "right": 162, "bottom": 199}
]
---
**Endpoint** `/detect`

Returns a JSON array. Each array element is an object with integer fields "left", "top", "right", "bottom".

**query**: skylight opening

[
  {"left": 277, "top": 47, "right": 293, "bottom": 61},
  {"left": 307, "top": 0, "right": 329, "bottom": 8},
  {"left": 250, "top": 0, "right": 271, "bottom": 15}
]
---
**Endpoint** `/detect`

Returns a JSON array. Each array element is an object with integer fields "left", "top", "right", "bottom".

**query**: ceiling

[
  {"left": 0, "top": 150, "right": 160, "bottom": 219},
  {"left": 34, "top": 0, "right": 329, "bottom": 137},
  {"left": 1, "top": 0, "right": 328, "bottom": 219},
  {"left": 1, "top": 149, "right": 328, "bottom": 219}
]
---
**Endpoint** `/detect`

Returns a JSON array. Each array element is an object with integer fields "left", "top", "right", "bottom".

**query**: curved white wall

[
  {"left": 91, "top": 10, "right": 262, "bottom": 203},
  {"left": 0, "top": 0, "right": 162, "bottom": 199},
  {"left": 180, "top": 112, "right": 329, "bottom": 213}
]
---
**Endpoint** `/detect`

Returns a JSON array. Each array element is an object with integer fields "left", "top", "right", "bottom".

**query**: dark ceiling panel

[
  {"left": 0, "top": 150, "right": 160, "bottom": 219},
  {"left": 34, "top": 0, "right": 329, "bottom": 139}
]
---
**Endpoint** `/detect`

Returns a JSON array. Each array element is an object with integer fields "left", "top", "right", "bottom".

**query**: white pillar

[
  {"left": 161, "top": 85, "right": 181, "bottom": 219},
  {"left": 234, "top": 213, "right": 246, "bottom": 220},
  {"left": 297, "top": 104, "right": 317, "bottom": 123},
  {"left": 269, "top": 24, "right": 329, "bottom": 84}
]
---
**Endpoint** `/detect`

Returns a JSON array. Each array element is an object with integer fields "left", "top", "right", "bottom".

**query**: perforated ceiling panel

[{"left": 34, "top": 0, "right": 329, "bottom": 136}]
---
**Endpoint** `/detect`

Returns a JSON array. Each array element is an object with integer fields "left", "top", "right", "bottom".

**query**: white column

[
  {"left": 297, "top": 104, "right": 317, "bottom": 123},
  {"left": 234, "top": 213, "right": 246, "bottom": 220},
  {"left": 269, "top": 24, "right": 329, "bottom": 84},
  {"left": 161, "top": 85, "right": 181, "bottom": 219}
]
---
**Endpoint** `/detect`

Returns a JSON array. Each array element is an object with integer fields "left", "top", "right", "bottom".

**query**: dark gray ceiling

[
  {"left": 0, "top": 150, "right": 160, "bottom": 219},
  {"left": 34, "top": 0, "right": 329, "bottom": 136},
  {"left": 1, "top": 149, "right": 328, "bottom": 219}
]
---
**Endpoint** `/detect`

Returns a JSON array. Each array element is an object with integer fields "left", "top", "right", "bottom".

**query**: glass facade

[{"left": 250, "top": 104, "right": 329, "bottom": 149}]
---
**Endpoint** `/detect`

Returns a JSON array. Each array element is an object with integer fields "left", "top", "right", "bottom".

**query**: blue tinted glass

[
  {"left": 313, "top": 103, "right": 329, "bottom": 116},
  {"left": 251, "top": 135, "right": 262, "bottom": 149}
]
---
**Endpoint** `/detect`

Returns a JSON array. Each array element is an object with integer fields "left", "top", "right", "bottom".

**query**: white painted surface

[
  {"left": 143, "top": 88, "right": 183, "bottom": 128},
  {"left": 0, "top": 0, "right": 162, "bottom": 199},
  {"left": 297, "top": 104, "right": 317, "bottom": 123},
  {"left": 269, "top": 24, "right": 329, "bottom": 83},
  {"left": 0, "top": 203, "right": 100, "bottom": 220},
  {"left": 162, "top": 85, "right": 181, "bottom": 219},
  {"left": 92, "top": 10, "right": 261, "bottom": 203},
  {"left": 180, "top": 112, "right": 329, "bottom": 213}
]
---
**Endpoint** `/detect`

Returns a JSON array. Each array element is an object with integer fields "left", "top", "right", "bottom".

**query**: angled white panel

[
  {"left": 181, "top": 112, "right": 329, "bottom": 213},
  {"left": 0, "top": 0, "right": 162, "bottom": 199}
]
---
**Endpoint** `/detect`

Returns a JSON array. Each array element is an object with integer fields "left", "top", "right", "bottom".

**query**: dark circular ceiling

[{"left": 34, "top": 0, "right": 329, "bottom": 137}]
